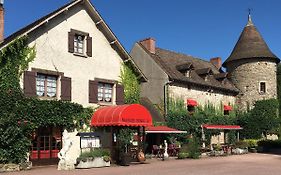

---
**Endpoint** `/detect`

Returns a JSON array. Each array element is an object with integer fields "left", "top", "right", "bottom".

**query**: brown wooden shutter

[
  {"left": 116, "top": 84, "right": 124, "bottom": 105},
  {"left": 89, "top": 80, "right": 98, "bottom": 103},
  {"left": 24, "top": 71, "right": 36, "bottom": 97},
  {"left": 86, "top": 36, "right": 92, "bottom": 57},
  {"left": 61, "top": 76, "right": 71, "bottom": 101},
  {"left": 68, "top": 32, "right": 75, "bottom": 53}
]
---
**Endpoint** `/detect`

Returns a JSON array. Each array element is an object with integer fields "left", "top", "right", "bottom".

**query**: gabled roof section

[
  {"left": 223, "top": 15, "right": 279, "bottom": 67},
  {"left": 195, "top": 68, "right": 213, "bottom": 75},
  {"left": 137, "top": 43, "right": 238, "bottom": 94},
  {"left": 0, "top": 0, "right": 147, "bottom": 81},
  {"left": 176, "top": 62, "right": 193, "bottom": 71}
]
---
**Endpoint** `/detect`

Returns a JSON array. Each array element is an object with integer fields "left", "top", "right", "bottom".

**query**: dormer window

[
  {"left": 214, "top": 73, "right": 228, "bottom": 83},
  {"left": 176, "top": 63, "right": 193, "bottom": 78},
  {"left": 196, "top": 68, "right": 213, "bottom": 81},
  {"left": 68, "top": 29, "right": 92, "bottom": 57}
]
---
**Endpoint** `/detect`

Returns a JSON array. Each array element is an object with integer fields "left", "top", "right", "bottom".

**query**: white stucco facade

[{"left": 19, "top": 4, "right": 123, "bottom": 107}]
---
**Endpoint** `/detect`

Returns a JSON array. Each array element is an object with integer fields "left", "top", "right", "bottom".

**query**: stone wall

[
  {"left": 169, "top": 83, "right": 236, "bottom": 107},
  {"left": 227, "top": 59, "right": 277, "bottom": 111}
]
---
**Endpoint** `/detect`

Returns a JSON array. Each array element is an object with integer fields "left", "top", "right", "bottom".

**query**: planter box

[{"left": 76, "top": 157, "right": 110, "bottom": 169}]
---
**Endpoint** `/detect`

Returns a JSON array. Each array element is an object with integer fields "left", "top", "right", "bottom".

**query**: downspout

[{"left": 164, "top": 80, "right": 173, "bottom": 119}]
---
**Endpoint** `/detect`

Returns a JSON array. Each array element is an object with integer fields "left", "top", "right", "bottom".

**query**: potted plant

[
  {"left": 117, "top": 128, "right": 134, "bottom": 166},
  {"left": 76, "top": 148, "right": 111, "bottom": 169}
]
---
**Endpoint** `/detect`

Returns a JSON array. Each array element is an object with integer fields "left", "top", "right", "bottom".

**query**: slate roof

[
  {"left": 223, "top": 15, "right": 280, "bottom": 67},
  {"left": 138, "top": 43, "right": 239, "bottom": 94}
]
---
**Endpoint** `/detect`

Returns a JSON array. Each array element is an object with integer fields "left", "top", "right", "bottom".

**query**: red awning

[
  {"left": 146, "top": 126, "right": 187, "bottom": 134},
  {"left": 202, "top": 124, "right": 242, "bottom": 130},
  {"left": 187, "top": 99, "right": 198, "bottom": 106},
  {"left": 91, "top": 104, "right": 153, "bottom": 127},
  {"left": 224, "top": 105, "right": 232, "bottom": 111}
]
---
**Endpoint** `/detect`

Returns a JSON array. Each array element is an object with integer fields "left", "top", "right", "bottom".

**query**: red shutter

[
  {"left": 116, "top": 84, "right": 124, "bottom": 105},
  {"left": 89, "top": 80, "right": 98, "bottom": 103},
  {"left": 68, "top": 32, "right": 75, "bottom": 53},
  {"left": 86, "top": 36, "right": 92, "bottom": 57},
  {"left": 24, "top": 71, "right": 36, "bottom": 97},
  {"left": 61, "top": 76, "right": 71, "bottom": 101}
]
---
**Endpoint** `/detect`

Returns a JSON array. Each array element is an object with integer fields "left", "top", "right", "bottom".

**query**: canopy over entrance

[
  {"left": 202, "top": 124, "right": 242, "bottom": 130},
  {"left": 146, "top": 126, "right": 187, "bottom": 134},
  {"left": 91, "top": 104, "right": 153, "bottom": 127}
]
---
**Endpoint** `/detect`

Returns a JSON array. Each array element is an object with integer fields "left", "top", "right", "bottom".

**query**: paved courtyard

[{"left": 5, "top": 153, "right": 281, "bottom": 175}]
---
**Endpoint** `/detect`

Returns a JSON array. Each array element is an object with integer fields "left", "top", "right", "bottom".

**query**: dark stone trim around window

[
  {"left": 94, "top": 78, "right": 118, "bottom": 84},
  {"left": 31, "top": 68, "right": 64, "bottom": 77},
  {"left": 70, "top": 29, "right": 89, "bottom": 36}
]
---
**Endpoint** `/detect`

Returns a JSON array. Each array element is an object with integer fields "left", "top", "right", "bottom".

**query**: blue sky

[{"left": 3, "top": 0, "right": 281, "bottom": 62}]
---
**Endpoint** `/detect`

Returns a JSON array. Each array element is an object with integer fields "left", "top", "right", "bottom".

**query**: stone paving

[{"left": 4, "top": 153, "right": 281, "bottom": 175}]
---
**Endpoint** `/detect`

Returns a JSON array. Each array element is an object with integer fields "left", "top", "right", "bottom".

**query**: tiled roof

[{"left": 139, "top": 44, "right": 238, "bottom": 94}]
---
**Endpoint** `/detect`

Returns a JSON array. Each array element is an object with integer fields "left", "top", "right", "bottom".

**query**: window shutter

[
  {"left": 61, "top": 76, "right": 71, "bottom": 101},
  {"left": 89, "top": 80, "right": 98, "bottom": 103},
  {"left": 68, "top": 32, "right": 75, "bottom": 53},
  {"left": 116, "top": 84, "right": 124, "bottom": 105},
  {"left": 86, "top": 36, "right": 92, "bottom": 57},
  {"left": 24, "top": 71, "right": 36, "bottom": 97}
]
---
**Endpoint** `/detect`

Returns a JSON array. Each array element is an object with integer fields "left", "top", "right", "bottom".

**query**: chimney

[
  {"left": 139, "top": 37, "right": 155, "bottom": 54},
  {"left": 0, "top": 0, "right": 4, "bottom": 42},
  {"left": 210, "top": 57, "right": 222, "bottom": 70}
]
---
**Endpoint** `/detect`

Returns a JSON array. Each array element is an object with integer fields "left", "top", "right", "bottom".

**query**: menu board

[{"left": 80, "top": 137, "right": 100, "bottom": 148}]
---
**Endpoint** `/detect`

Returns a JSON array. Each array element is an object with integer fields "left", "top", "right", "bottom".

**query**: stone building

[
  {"left": 223, "top": 15, "right": 280, "bottom": 111},
  {"left": 130, "top": 38, "right": 239, "bottom": 113},
  {"left": 130, "top": 15, "right": 279, "bottom": 113}
]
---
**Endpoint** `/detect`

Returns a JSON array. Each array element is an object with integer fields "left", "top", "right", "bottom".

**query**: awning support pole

[{"left": 201, "top": 125, "right": 205, "bottom": 148}]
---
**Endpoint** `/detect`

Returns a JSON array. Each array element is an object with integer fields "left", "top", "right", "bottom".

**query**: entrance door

[{"left": 30, "top": 127, "right": 62, "bottom": 160}]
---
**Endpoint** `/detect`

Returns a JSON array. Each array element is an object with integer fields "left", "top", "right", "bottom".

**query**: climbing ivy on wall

[
  {"left": 0, "top": 37, "right": 93, "bottom": 164},
  {"left": 166, "top": 98, "right": 238, "bottom": 144},
  {"left": 120, "top": 63, "right": 141, "bottom": 104}
]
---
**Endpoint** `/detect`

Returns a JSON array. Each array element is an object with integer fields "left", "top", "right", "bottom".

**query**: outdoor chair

[
  {"left": 152, "top": 145, "right": 160, "bottom": 157},
  {"left": 168, "top": 144, "right": 177, "bottom": 157}
]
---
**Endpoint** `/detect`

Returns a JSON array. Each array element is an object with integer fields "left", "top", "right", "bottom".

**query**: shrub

[
  {"left": 244, "top": 139, "right": 258, "bottom": 148},
  {"left": 234, "top": 140, "right": 249, "bottom": 149},
  {"left": 79, "top": 148, "right": 110, "bottom": 159},
  {"left": 257, "top": 140, "right": 281, "bottom": 149},
  {"left": 178, "top": 152, "right": 189, "bottom": 159}
]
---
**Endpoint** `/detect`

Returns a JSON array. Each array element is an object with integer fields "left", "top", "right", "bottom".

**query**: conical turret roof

[{"left": 223, "top": 15, "right": 279, "bottom": 67}]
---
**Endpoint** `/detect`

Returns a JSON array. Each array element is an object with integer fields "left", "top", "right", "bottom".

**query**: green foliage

[
  {"left": 0, "top": 37, "right": 92, "bottom": 164},
  {"left": 79, "top": 148, "right": 110, "bottom": 159},
  {"left": 177, "top": 152, "right": 189, "bottom": 159},
  {"left": 166, "top": 98, "right": 237, "bottom": 144},
  {"left": 257, "top": 139, "right": 281, "bottom": 149},
  {"left": 117, "top": 128, "right": 134, "bottom": 153},
  {"left": 234, "top": 140, "right": 249, "bottom": 149},
  {"left": 0, "top": 36, "right": 35, "bottom": 92},
  {"left": 120, "top": 63, "right": 140, "bottom": 104},
  {"left": 178, "top": 137, "right": 200, "bottom": 159},
  {"left": 239, "top": 99, "right": 280, "bottom": 139},
  {"left": 277, "top": 64, "right": 281, "bottom": 114},
  {"left": 243, "top": 139, "right": 258, "bottom": 148}
]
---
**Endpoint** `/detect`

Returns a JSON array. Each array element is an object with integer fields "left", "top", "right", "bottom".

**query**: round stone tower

[{"left": 223, "top": 15, "right": 280, "bottom": 111}]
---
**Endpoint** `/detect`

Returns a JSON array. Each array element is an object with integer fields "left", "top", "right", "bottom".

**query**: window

[
  {"left": 68, "top": 29, "right": 92, "bottom": 57},
  {"left": 74, "top": 34, "right": 85, "bottom": 54},
  {"left": 260, "top": 82, "right": 266, "bottom": 94},
  {"left": 36, "top": 74, "right": 57, "bottom": 98},
  {"left": 98, "top": 83, "right": 113, "bottom": 102}
]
